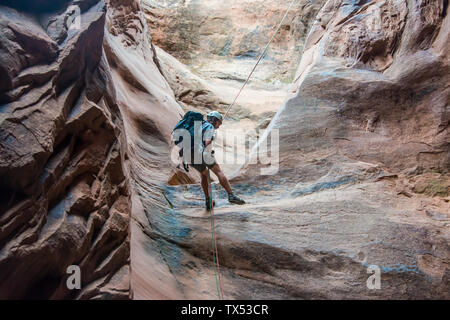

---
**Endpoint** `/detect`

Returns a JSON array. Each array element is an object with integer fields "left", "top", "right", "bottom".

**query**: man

[{"left": 190, "top": 111, "right": 246, "bottom": 210}]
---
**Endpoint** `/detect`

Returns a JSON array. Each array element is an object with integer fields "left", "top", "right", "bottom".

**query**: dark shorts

[
  {"left": 189, "top": 151, "right": 216, "bottom": 173},
  {"left": 186, "top": 149, "right": 216, "bottom": 173},
  {"left": 190, "top": 160, "right": 216, "bottom": 173}
]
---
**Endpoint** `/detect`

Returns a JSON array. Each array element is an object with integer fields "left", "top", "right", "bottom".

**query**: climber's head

[{"left": 207, "top": 111, "right": 223, "bottom": 129}]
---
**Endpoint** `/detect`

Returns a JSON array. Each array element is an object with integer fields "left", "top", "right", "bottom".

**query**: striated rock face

[
  {"left": 245, "top": 0, "right": 449, "bottom": 175},
  {"left": 128, "top": 0, "right": 449, "bottom": 300},
  {"left": 142, "top": 0, "right": 327, "bottom": 85},
  {"left": 103, "top": 0, "right": 189, "bottom": 299},
  {"left": 249, "top": 0, "right": 450, "bottom": 177},
  {"left": 232, "top": 0, "right": 450, "bottom": 298},
  {"left": 0, "top": 0, "right": 131, "bottom": 299},
  {"left": 0, "top": 0, "right": 184, "bottom": 299},
  {"left": 0, "top": 0, "right": 448, "bottom": 300},
  {"left": 123, "top": 0, "right": 449, "bottom": 300}
]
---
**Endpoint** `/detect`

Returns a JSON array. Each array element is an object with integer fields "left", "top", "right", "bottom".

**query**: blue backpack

[
  {"left": 172, "top": 110, "right": 204, "bottom": 148},
  {"left": 172, "top": 111, "right": 205, "bottom": 171}
]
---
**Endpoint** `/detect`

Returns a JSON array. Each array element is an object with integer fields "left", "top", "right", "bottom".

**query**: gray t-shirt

[
  {"left": 201, "top": 121, "right": 215, "bottom": 165},
  {"left": 193, "top": 121, "right": 214, "bottom": 159},
  {"left": 202, "top": 121, "right": 215, "bottom": 142}
]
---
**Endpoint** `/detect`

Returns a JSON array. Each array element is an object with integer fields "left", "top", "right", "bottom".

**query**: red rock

[{"left": 0, "top": 0, "right": 448, "bottom": 300}]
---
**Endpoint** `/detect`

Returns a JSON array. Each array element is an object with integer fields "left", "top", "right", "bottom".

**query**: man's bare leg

[
  {"left": 201, "top": 169, "right": 215, "bottom": 210},
  {"left": 200, "top": 170, "right": 210, "bottom": 199},
  {"left": 209, "top": 163, "right": 232, "bottom": 194},
  {"left": 210, "top": 164, "right": 245, "bottom": 204}
]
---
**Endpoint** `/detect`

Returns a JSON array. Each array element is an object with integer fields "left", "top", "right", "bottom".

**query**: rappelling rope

[
  {"left": 207, "top": 169, "right": 224, "bottom": 300},
  {"left": 223, "top": 0, "right": 297, "bottom": 119},
  {"left": 208, "top": 0, "right": 297, "bottom": 300}
]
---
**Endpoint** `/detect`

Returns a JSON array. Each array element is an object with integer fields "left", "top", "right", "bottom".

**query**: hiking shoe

[
  {"left": 228, "top": 193, "right": 245, "bottom": 205},
  {"left": 205, "top": 198, "right": 216, "bottom": 211}
]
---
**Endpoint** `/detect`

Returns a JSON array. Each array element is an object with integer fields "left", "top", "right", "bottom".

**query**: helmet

[{"left": 207, "top": 111, "right": 223, "bottom": 122}]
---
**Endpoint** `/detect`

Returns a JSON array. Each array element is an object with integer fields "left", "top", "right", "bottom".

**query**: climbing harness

[{"left": 207, "top": 0, "right": 298, "bottom": 300}]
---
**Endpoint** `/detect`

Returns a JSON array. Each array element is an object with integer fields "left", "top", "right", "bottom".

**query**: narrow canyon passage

[
  {"left": 0, "top": 0, "right": 448, "bottom": 300},
  {"left": 132, "top": 0, "right": 450, "bottom": 299}
]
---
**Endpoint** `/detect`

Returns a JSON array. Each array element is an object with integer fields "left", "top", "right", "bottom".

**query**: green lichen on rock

[{"left": 413, "top": 175, "right": 450, "bottom": 197}]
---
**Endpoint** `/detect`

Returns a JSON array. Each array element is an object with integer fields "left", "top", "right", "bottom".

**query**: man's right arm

[{"left": 203, "top": 125, "right": 214, "bottom": 149}]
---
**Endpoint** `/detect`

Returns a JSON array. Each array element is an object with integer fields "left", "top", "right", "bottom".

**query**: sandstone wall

[
  {"left": 244, "top": 0, "right": 449, "bottom": 178},
  {"left": 0, "top": 0, "right": 448, "bottom": 300},
  {"left": 0, "top": 0, "right": 183, "bottom": 299},
  {"left": 231, "top": 0, "right": 450, "bottom": 298},
  {"left": 142, "top": 0, "right": 327, "bottom": 84}
]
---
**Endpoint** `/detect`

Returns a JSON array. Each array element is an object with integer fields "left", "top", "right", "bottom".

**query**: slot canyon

[{"left": 0, "top": 0, "right": 448, "bottom": 299}]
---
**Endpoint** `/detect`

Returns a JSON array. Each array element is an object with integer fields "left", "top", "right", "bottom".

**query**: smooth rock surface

[{"left": 0, "top": 0, "right": 182, "bottom": 299}]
